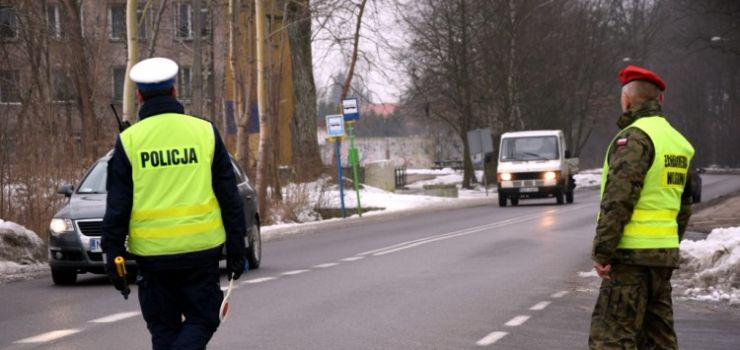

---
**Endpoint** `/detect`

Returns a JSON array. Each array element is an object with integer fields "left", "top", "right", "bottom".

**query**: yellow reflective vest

[
  {"left": 600, "top": 116, "right": 694, "bottom": 249},
  {"left": 119, "top": 113, "right": 226, "bottom": 256}
]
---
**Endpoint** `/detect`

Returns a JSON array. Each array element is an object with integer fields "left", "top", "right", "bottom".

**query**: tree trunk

[
  {"left": 287, "top": 0, "right": 322, "bottom": 182},
  {"left": 255, "top": 0, "right": 270, "bottom": 216},
  {"left": 191, "top": 0, "right": 203, "bottom": 116},
  {"left": 123, "top": 0, "right": 139, "bottom": 123},
  {"left": 339, "top": 0, "right": 368, "bottom": 101},
  {"left": 61, "top": 0, "right": 97, "bottom": 160}
]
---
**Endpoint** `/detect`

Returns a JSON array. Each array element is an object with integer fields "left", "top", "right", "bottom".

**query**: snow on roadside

[
  {"left": 406, "top": 168, "right": 457, "bottom": 175},
  {"left": 574, "top": 168, "right": 602, "bottom": 189},
  {"left": 677, "top": 227, "right": 740, "bottom": 305},
  {"left": 0, "top": 219, "right": 48, "bottom": 283}
]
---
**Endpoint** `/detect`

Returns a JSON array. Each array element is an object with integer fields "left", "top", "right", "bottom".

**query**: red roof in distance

[{"left": 361, "top": 103, "right": 398, "bottom": 117}]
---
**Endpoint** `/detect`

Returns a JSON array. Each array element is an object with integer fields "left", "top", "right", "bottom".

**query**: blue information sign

[
  {"left": 326, "top": 114, "right": 346, "bottom": 138},
  {"left": 342, "top": 98, "right": 360, "bottom": 122}
]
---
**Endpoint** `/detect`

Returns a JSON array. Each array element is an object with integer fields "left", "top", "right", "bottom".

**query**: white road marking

[
  {"left": 365, "top": 208, "right": 586, "bottom": 257},
  {"left": 242, "top": 276, "right": 277, "bottom": 284},
  {"left": 504, "top": 315, "right": 531, "bottom": 327},
  {"left": 281, "top": 269, "right": 310, "bottom": 276},
  {"left": 88, "top": 311, "right": 141, "bottom": 323},
  {"left": 551, "top": 291, "right": 569, "bottom": 298},
  {"left": 529, "top": 301, "right": 551, "bottom": 311},
  {"left": 313, "top": 262, "right": 339, "bottom": 268},
  {"left": 476, "top": 331, "right": 508, "bottom": 346},
  {"left": 14, "top": 329, "right": 81, "bottom": 344},
  {"left": 341, "top": 256, "right": 365, "bottom": 262}
]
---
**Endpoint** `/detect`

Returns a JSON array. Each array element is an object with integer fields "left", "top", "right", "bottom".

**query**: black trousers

[{"left": 137, "top": 261, "right": 223, "bottom": 350}]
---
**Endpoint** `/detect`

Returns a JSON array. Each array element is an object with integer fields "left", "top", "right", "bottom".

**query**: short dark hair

[{"left": 139, "top": 87, "right": 175, "bottom": 100}]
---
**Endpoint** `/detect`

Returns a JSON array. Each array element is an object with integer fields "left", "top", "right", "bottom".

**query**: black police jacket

[{"left": 102, "top": 95, "right": 247, "bottom": 271}]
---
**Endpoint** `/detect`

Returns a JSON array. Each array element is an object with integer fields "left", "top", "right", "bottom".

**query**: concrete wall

[
  {"left": 320, "top": 136, "right": 442, "bottom": 168},
  {"left": 364, "top": 160, "right": 395, "bottom": 192}
]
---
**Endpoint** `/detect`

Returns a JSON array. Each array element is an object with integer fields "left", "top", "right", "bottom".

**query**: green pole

[{"left": 347, "top": 122, "right": 363, "bottom": 217}]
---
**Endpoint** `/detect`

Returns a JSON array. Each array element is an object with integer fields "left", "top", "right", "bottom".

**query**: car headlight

[
  {"left": 544, "top": 171, "right": 558, "bottom": 180},
  {"left": 49, "top": 218, "right": 74, "bottom": 235},
  {"left": 500, "top": 173, "right": 512, "bottom": 181}
]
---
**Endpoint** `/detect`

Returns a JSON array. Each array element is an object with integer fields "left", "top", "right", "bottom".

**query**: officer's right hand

[
  {"left": 108, "top": 270, "right": 128, "bottom": 292},
  {"left": 227, "top": 254, "right": 247, "bottom": 281}
]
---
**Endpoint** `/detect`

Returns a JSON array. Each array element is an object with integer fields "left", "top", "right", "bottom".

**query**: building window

[
  {"left": 47, "top": 4, "right": 62, "bottom": 39},
  {"left": 52, "top": 69, "right": 76, "bottom": 102},
  {"left": 112, "top": 67, "right": 126, "bottom": 101},
  {"left": 0, "top": 5, "right": 17, "bottom": 40},
  {"left": 178, "top": 66, "right": 191, "bottom": 100},
  {"left": 0, "top": 70, "right": 21, "bottom": 103},
  {"left": 175, "top": 2, "right": 209, "bottom": 39},
  {"left": 109, "top": 3, "right": 147, "bottom": 41}
]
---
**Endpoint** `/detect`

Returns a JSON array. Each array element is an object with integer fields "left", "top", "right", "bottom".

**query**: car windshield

[
  {"left": 500, "top": 136, "right": 559, "bottom": 161},
  {"left": 77, "top": 161, "right": 108, "bottom": 194}
]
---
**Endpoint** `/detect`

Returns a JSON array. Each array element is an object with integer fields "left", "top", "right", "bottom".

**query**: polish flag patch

[{"left": 616, "top": 138, "right": 628, "bottom": 146}]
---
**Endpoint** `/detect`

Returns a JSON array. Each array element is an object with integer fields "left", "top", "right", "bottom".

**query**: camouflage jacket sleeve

[{"left": 592, "top": 128, "right": 653, "bottom": 264}]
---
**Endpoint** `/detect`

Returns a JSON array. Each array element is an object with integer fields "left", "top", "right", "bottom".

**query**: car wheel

[
  {"left": 511, "top": 196, "right": 519, "bottom": 206},
  {"left": 566, "top": 190, "right": 574, "bottom": 204},
  {"left": 693, "top": 193, "right": 701, "bottom": 203},
  {"left": 246, "top": 223, "right": 261, "bottom": 269},
  {"left": 498, "top": 194, "right": 507, "bottom": 207},
  {"left": 51, "top": 267, "right": 77, "bottom": 285},
  {"left": 556, "top": 191, "right": 564, "bottom": 205}
]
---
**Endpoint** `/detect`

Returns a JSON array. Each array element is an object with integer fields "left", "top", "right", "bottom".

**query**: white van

[{"left": 496, "top": 130, "right": 577, "bottom": 207}]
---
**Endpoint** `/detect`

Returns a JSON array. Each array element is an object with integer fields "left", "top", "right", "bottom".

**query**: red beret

[{"left": 618, "top": 65, "right": 666, "bottom": 91}]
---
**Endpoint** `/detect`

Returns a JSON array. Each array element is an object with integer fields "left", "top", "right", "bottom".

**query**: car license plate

[
  {"left": 89, "top": 238, "right": 102, "bottom": 253},
  {"left": 520, "top": 187, "right": 538, "bottom": 193}
]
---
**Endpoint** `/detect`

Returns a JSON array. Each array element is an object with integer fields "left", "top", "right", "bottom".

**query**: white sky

[{"left": 311, "top": 1, "right": 407, "bottom": 104}]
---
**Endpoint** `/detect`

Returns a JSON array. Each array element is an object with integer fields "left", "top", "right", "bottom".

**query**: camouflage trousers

[{"left": 589, "top": 264, "right": 678, "bottom": 350}]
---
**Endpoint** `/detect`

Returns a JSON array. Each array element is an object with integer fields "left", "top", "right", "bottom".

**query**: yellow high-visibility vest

[
  {"left": 600, "top": 116, "right": 694, "bottom": 249},
  {"left": 119, "top": 113, "right": 226, "bottom": 256}
]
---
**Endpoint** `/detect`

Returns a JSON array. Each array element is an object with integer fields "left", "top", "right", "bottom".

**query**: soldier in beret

[{"left": 588, "top": 65, "right": 695, "bottom": 349}]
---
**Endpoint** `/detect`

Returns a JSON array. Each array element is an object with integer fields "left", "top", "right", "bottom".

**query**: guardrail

[{"left": 432, "top": 160, "right": 464, "bottom": 170}]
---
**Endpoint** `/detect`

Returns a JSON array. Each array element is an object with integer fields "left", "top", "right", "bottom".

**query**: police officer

[
  {"left": 588, "top": 65, "right": 694, "bottom": 349},
  {"left": 102, "top": 57, "right": 247, "bottom": 350}
]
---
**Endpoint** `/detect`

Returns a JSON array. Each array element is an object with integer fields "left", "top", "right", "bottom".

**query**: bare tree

[{"left": 287, "top": 0, "right": 323, "bottom": 181}]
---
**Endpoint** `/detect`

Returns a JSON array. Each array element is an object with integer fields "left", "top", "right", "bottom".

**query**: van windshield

[
  {"left": 500, "top": 136, "right": 559, "bottom": 161},
  {"left": 77, "top": 161, "right": 108, "bottom": 194}
]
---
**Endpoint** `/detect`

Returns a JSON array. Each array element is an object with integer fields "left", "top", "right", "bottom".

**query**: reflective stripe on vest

[
  {"left": 119, "top": 113, "right": 226, "bottom": 256},
  {"left": 600, "top": 116, "right": 694, "bottom": 249}
]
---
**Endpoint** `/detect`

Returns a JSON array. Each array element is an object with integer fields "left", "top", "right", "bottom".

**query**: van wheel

[
  {"left": 498, "top": 194, "right": 507, "bottom": 207},
  {"left": 246, "top": 224, "right": 262, "bottom": 269},
  {"left": 51, "top": 267, "right": 77, "bottom": 285},
  {"left": 556, "top": 191, "right": 564, "bottom": 205},
  {"left": 566, "top": 190, "right": 574, "bottom": 204},
  {"left": 511, "top": 197, "right": 519, "bottom": 206}
]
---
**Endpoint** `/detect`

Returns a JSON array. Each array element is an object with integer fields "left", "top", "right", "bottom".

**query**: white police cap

[{"left": 129, "top": 57, "right": 179, "bottom": 91}]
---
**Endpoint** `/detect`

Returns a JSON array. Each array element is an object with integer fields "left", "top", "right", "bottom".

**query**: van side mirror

[
  {"left": 564, "top": 150, "right": 571, "bottom": 158},
  {"left": 57, "top": 184, "right": 74, "bottom": 197}
]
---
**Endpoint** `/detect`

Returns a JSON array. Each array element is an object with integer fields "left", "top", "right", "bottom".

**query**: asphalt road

[{"left": 1, "top": 175, "right": 739, "bottom": 350}]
